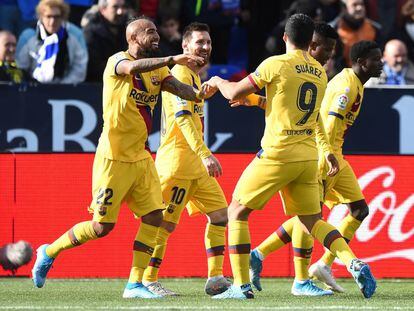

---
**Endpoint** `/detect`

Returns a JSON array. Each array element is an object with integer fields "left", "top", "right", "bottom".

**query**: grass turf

[{"left": 0, "top": 278, "right": 412, "bottom": 310}]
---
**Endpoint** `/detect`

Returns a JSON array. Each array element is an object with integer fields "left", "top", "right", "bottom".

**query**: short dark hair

[
  {"left": 127, "top": 15, "right": 152, "bottom": 26},
  {"left": 314, "top": 22, "right": 339, "bottom": 40},
  {"left": 350, "top": 40, "right": 379, "bottom": 63},
  {"left": 285, "top": 13, "right": 314, "bottom": 49},
  {"left": 183, "top": 22, "right": 210, "bottom": 42}
]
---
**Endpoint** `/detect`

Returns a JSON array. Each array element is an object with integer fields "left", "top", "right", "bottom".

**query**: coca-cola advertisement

[{"left": 0, "top": 154, "right": 412, "bottom": 278}]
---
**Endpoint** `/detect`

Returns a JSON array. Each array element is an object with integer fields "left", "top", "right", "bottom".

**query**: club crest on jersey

[
  {"left": 98, "top": 206, "right": 107, "bottom": 216},
  {"left": 337, "top": 94, "right": 348, "bottom": 110},
  {"left": 150, "top": 76, "right": 161, "bottom": 85},
  {"left": 167, "top": 204, "right": 176, "bottom": 214}
]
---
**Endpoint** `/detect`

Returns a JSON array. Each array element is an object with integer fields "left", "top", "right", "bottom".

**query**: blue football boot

[
  {"left": 291, "top": 279, "right": 334, "bottom": 296},
  {"left": 123, "top": 282, "right": 163, "bottom": 299},
  {"left": 348, "top": 259, "right": 377, "bottom": 298},
  {"left": 32, "top": 244, "right": 54, "bottom": 288},
  {"left": 249, "top": 249, "right": 263, "bottom": 291}
]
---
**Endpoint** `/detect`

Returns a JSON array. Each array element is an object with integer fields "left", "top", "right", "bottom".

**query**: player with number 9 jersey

[{"left": 233, "top": 49, "right": 330, "bottom": 216}]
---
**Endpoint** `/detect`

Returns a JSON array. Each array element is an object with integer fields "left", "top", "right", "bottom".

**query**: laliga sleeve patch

[
  {"left": 336, "top": 94, "right": 348, "bottom": 110},
  {"left": 175, "top": 96, "right": 188, "bottom": 107},
  {"left": 254, "top": 70, "right": 261, "bottom": 78}
]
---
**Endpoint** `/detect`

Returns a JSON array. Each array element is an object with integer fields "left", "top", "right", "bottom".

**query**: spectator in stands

[
  {"left": 265, "top": 0, "right": 322, "bottom": 56},
  {"left": 330, "top": 0, "right": 382, "bottom": 66},
  {"left": 158, "top": 14, "right": 182, "bottom": 57},
  {"left": 398, "top": 0, "right": 414, "bottom": 62},
  {"left": 0, "top": 30, "right": 29, "bottom": 83},
  {"left": 319, "top": 0, "right": 342, "bottom": 22},
  {"left": 0, "top": 1, "right": 37, "bottom": 36},
  {"left": 181, "top": 0, "right": 240, "bottom": 64},
  {"left": 366, "top": 39, "right": 414, "bottom": 86},
  {"left": 16, "top": 0, "right": 88, "bottom": 84},
  {"left": 83, "top": 0, "right": 128, "bottom": 82},
  {"left": 65, "top": 0, "right": 94, "bottom": 26}
]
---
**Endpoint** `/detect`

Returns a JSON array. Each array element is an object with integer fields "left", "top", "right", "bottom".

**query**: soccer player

[
  {"left": 232, "top": 22, "right": 342, "bottom": 296},
  {"left": 247, "top": 40, "right": 383, "bottom": 295},
  {"left": 307, "top": 40, "right": 383, "bottom": 290},
  {"left": 206, "top": 14, "right": 377, "bottom": 299},
  {"left": 141, "top": 22, "right": 230, "bottom": 297},
  {"left": 31, "top": 17, "right": 212, "bottom": 299}
]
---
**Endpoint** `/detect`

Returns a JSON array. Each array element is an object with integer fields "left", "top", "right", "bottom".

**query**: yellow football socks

[
  {"left": 321, "top": 215, "right": 361, "bottom": 266},
  {"left": 292, "top": 219, "right": 314, "bottom": 281},
  {"left": 142, "top": 226, "right": 170, "bottom": 283},
  {"left": 205, "top": 223, "right": 226, "bottom": 278},
  {"left": 257, "top": 217, "right": 295, "bottom": 258},
  {"left": 128, "top": 223, "right": 159, "bottom": 283},
  {"left": 228, "top": 220, "right": 250, "bottom": 286},
  {"left": 311, "top": 219, "right": 355, "bottom": 268},
  {"left": 46, "top": 221, "right": 98, "bottom": 258}
]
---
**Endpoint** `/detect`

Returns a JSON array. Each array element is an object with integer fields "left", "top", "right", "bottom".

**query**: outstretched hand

[
  {"left": 199, "top": 82, "right": 218, "bottom": 99},
  {"left": 173, "top": 54, "right": 205, "bottom": 67},
  {"left": 229, "top": 97, "right": 253, "bottom": 108}
]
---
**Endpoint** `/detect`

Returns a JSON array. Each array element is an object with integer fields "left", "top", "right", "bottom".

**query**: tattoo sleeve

[
  {"left": 129, "top": 56, "right": 173, "bottom": 74},
  {"left": 162, "top": 76, "right": 198, "bottom": 101}
]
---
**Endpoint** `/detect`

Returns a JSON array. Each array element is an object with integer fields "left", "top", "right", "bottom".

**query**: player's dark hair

[
  {"left": 350, "top": 40, "right": 379, "bottom": 64},
  {"left": 183, "top": 22, "right": 210, "bottom": 42},
  {"left": 285, "top": 13, "right": 314, "bottom": 49},
  {"left": 314, "top": 22, "right": 339, "bottom": 40},
  {"left": 127, "top": 15, "right": 152, "bottom": 26}
]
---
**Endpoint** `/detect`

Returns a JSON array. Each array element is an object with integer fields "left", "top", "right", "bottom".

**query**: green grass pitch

[{"left": 0, "top": 278, "right": 413, "bottom": 310}]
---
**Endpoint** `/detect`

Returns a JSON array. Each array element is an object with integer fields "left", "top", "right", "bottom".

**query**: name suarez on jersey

[
  {"left": 129, "top": 89, "right": 159, "bottom": 105},
  {"left": 295, "top": 64, "right": 322, "bottom": 78}
]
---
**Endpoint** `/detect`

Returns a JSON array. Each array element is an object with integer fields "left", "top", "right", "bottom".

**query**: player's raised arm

[
  {"left": 161, "top": 75, "right": 202, "bottom": 102},
  {"left": 230, "top": 94, "right": 267, "bottom": 110},
  {"left": 116, "top": 54, "right": 205, "bottom": 75},
  {"left": 205, "top": 75, "right": 257, "bottom": 101}
]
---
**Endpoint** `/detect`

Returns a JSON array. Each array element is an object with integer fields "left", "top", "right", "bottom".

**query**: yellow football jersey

[
  {"left": 250, "top": 49, "right": 328, "bottom": 163},
  {"left": 96, "top": 51, "right": 171, "bottom": 162},
  {"left": 156, "top": 64, "right": 209, "bottom": 179},
  {"left": 319, "top": 68, "right": 364, "bottom": 160}
]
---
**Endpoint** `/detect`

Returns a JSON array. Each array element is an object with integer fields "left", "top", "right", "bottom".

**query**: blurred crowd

[{"left": 1, "top": 0, "right": 414, "bottom": 86}]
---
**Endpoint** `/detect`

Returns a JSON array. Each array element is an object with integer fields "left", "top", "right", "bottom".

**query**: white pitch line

[{"left": 0, "top": 306, "right": 413, "bottom": 310}]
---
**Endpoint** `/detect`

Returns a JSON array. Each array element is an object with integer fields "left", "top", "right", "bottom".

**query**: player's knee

[
  {"left": 350, "top": 200, "right": 369, "bottom": 221},
  {"left": 208, "top": 208, "right": 228, "bottom": 226},
  {"left": 93, "top": 222, "right": 115, "bottom": 238},
  {"left": 142, "top": 209, "right": 164, "bottom": 227},
  {"left": 228, "top": 200, "right": 251, "bottom": 221},
  {"left": 161, "top": 221, "right": 176, "bottom": 233}
]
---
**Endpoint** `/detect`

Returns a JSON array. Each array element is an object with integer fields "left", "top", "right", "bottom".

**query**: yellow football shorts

[
  {"left": 88, "top": 154, "right": 164, "bottom": 223},
  {"left": 233, "top": 156, "right": 321, "bottom": 216},
  {"left": 160, "top": 174, "right": 228, "bottom": 224},
  {"left": 321, "top": 159, "right": 364, "bottom": 209}
]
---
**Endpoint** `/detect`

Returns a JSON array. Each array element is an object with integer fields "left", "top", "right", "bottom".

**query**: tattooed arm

[
  {"left": 116, "top": 54, "right": 205, "bottom": 75},
  {"left": 161, "top": 76, "right": 200, "bottom": 102}
]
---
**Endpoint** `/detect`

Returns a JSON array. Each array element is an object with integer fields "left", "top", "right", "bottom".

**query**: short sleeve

[
  {"left": 110, "top": 52, "right": 128, "bottom": 77},
  {"left": 326, "top": 85, "right": 356, "bottom": 119},
  {"left": 249, "top": 57, "right": 276, "bottom": 90}
]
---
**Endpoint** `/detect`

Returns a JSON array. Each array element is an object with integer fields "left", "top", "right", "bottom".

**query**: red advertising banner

[{"left": 0, "top": 154, "right": 412, "bottom": 278}]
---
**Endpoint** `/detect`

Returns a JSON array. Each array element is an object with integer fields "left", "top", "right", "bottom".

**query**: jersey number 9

[{"left": 296, "top": 82, "right": 317, "bottom": 126}]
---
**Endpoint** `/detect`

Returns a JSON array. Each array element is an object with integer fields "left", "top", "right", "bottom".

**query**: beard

[{"left": 140, "top": 46, "right": 162, "bottom": 58}]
